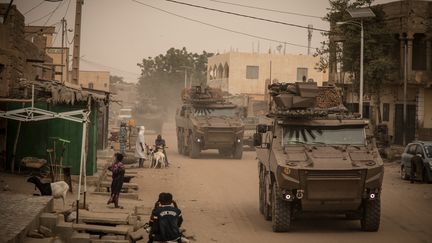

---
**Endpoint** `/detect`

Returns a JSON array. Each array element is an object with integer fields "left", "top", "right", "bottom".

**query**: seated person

[
  {"left": 149, "top": 193, "right": 183, "bottom": 243},
  {"left": 155, "top": 134, "right": 169, "bottom": 165}
]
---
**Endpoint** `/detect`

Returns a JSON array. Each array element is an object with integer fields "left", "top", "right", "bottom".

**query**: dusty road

[{"left": 134, "top": 124, "right": 432, "bottom": 243}]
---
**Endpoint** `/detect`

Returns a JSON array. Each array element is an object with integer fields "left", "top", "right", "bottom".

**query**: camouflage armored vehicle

[
  {"left": 175, "top": 86, "right": 244, "bottom": 159},
  {"left": 226, "top": 95, "right": 268, "bottom": 150},
  {"left": 255, "top": 82, "right": 384, "bottom": 232}
]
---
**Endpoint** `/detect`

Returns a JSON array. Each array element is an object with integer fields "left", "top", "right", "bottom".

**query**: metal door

[{"left": 395, "top": 104, "right": 416, "bottom": 145}]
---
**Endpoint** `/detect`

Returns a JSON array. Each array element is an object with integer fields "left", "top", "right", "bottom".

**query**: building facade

[
  {"left": 329, "top": 0, "right": 432, "bottom": 144},
  {"left": 46, "top": 47, "right": 69, "bottom": 83},
  {"left": 79, "top": 70, "right": 110, "bottom": 92},
  {"left": 207, "top": 52, "right": 326, "bottom": 100},
  {"left": 0, "top": 4, "right": 109, "bottom": 174}
]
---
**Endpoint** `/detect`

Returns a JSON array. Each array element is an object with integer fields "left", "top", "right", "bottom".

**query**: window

[
  {"left": 407, "top": 144, "right": 417, "bottom": 155},
  {"left": 246, "top": 66, "right": 259, "bottom": 79},
  {"left": 415, "top": 145, "right": 424, "bottom": 156},
  {"left": 283, "top": 125, "right": 365, "bottom": 145},
  {"left": 424, "top": 145, "right": 432, "bottom": 158},
  {"left": 297, "top": 68, "right": 308, "bottom": 82},
  {"left": 88, "top": 82, "right": 94, "bottom": 89},
  {"left": 383, "top": 103, "right": 390, "bottom": 122}
]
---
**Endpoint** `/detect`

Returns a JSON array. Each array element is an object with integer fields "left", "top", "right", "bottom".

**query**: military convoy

[
  {"left": 255, "top": 82, "right": 384, "bottom": 232},
  {"left": 175, "top": 86, "right": 245, "bottom": 159}
]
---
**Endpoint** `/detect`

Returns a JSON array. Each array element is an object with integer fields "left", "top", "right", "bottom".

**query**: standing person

[
  {"left": 119, "top": 121, "right": 127, "bottom": 155},
  {"left": 148, "top": 193, "right": 183, "bottom": 243},
  {"left": 155, "top": 134, "right": 169, "bottom": 166},
  {"left": 135, "top": 126, "right": 146, "bottom": 168},
  {"left": 107, "top": 153, "right": 125, "bottom": 208},
  {"left": 410, "top": 155, "right": 424, "bottom": 183}
]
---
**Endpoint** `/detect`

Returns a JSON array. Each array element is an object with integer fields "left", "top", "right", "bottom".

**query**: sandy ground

[
  {"left": 2, "top": 122, "right": 431, "bottom": 243},
  {"left": 134, "top": 123, "right": 432, "bottom": 243}
]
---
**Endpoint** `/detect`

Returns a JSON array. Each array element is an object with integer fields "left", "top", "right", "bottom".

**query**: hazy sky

[{"left": 5, "top": 0, "right": 399, "bottom": 82}]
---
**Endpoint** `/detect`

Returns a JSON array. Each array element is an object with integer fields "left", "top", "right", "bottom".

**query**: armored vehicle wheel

[
  {"left": 400, "top": 165, "right": 409, "bottom": 180},
  {"left": 258, "top": 167, "right": 265, "bottom": 214},
  {"left": 181, "top": 137, "right": 187, "bottom": 155},
  {"left": 262, "top": 172, "right": 272, "bottom": 220},
  {"left": 189, "top": 135, "right": 200, "bottom": 158},
  {"left": 271, "top": 183, "right": 292, "bottom": 232},
  {"left": 361, "top": 198, "right": 381, "bottom": 232},
  {"left": 233, "top": 142, "right": 243, "bottom": 159}
]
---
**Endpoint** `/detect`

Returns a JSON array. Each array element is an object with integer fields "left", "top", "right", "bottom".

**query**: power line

[
  {"left": 201, "top": 0, "right": 323, "bottom": 19},
  {"left": 80, "top": 58, "right": 141, "bottom": 77},
  {"left": 164, "top": 0, "right": 329, "bottom": 33},
  {"left": 63, "top": 0, "right": 72, "bottom": 18},
  {"left": 131, "top": 0, "right": 313, "bottom": 49},
  {"left": 27, "top": 2, "right": 62, "bottom": 25},
  {"left": 43, "top": 1, "right": 64, "bottom": 26},
  {"left": 23, "top": 0, "right": 44, "bottom": 15}
]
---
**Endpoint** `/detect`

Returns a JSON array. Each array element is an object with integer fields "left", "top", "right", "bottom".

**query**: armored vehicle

[
  {"left": 227, "top": 95, "right": 268, "bottom": 150},
  {"left": 255, "top": 82, "right": 384, "bottom": 232},
  {"left": 175, "top": 86, "right": 244, "bottom": 159}
]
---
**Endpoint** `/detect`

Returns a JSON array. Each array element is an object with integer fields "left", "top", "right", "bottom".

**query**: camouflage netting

[
  {"left": 181, "top": 86, "right": 224, "bottom": 105},
  {"left": 268, "top": 82, "right": 347, "bottom": 118}
]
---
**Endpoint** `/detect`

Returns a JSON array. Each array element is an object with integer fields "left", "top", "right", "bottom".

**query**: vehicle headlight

[
  {"left": 237, "top": 138, "right": 241, "bottom": 143},
  {"left": 283, "top": 167, "right": 291, "bottom": 175},
  {"left": 197, "top": 138, "right": 201, "bottom": 143}
]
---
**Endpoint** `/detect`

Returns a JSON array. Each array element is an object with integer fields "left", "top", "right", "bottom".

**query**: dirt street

[{"left": 134, "top": 124, "right": 432, "bottom": 243}]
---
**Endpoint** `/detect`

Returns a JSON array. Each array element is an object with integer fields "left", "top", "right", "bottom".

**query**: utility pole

[
  {"left": 307, "top": 25, "right": 313, "bottom": 55},
  {"left": 71, "top": 0, "right": 84, "bottom": 85},
  {"left": 61, "top": 17, "right": 66, "bottom": 84}
]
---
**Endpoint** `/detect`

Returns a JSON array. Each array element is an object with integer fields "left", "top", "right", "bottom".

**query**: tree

[
  {"left": 109, "top": 75, "right": 125, "bottom": 84},
  {"left": 316, "top": 0, "right": 398, "bottom": 123},
  {"left": 136, "top": 47, "right": 214, "bottom": 112}
]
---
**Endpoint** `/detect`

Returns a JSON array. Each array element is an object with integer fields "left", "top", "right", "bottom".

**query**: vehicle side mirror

[
  {"left": 416, "top": 153, "right": 424, "bottom": 159},
  {"left": 253, "top": 133, "right": 262, "bottom": 146}
]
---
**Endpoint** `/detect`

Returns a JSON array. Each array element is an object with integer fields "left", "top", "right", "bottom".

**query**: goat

[
  {"left": 153, "top": 150, "right": 166, "bottom": 169},
  {"left": 27, "top": 176, "right": 69, "bottom": 207}
]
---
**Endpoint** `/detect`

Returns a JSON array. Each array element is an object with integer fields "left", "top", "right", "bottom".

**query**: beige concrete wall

[
  {"left": 79, "top": 70, "right": 110, "bottom": 92},
  {"left": 208, "top": 52, "right": 325, "bottom": 99},
  {"left": 46, "top": 47, "right": 69, "bottom": 83}
]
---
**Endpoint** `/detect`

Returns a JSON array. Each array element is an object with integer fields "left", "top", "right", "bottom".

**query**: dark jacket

[
  {"left": 155, "top": 138, "right": 166, "bottom": 147},
  {"left": 150, "top": 205, "right": 183, "bottom": 242}
]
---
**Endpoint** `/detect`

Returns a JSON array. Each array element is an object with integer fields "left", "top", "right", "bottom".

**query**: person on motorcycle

[
  {"left": 155, "top": 134, "right": 169, "bottom": 166},
  {"left": 148, "top": 192, "right": 183, "bottom": 243}
]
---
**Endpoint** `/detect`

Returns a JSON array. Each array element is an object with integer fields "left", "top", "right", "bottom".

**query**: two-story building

[
  {"left": 79, "top": 70, "right": 110, "bottom": 92},
  {"left": 207, "top": 52, "right": 326, "bottom": 101},
  {"left": 329, "top": 0, "right": 432, "bottom": 144}
]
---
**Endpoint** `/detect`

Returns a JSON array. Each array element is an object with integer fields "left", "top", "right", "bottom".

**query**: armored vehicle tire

[
  {"left": 189, "top": 135, "right": 200, "bottom": 158},
  {"left": 400, "top": 165, "right": 409, "bottom": 180},
  {"left": 361, "top": 198, "right": 381, "bottom": 232},
  {"left": 258, "top": 167, "right": 265, "bottom": 214},
  {"left": 262, "top": 173, "right": 272, "bottom": 221},
  {"left": 233, "top": 142, "right": 243, "bottom": 159},
  {"left": 271, "top": 184, "right": 292, "bottom": 232}
]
